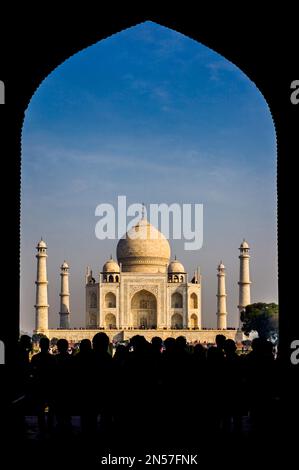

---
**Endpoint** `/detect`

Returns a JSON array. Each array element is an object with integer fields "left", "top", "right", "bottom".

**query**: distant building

[{"left": 34, "top": 217, "right": 250, "bottom": 343}]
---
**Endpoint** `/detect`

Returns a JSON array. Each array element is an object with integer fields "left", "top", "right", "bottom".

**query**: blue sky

[{"left": 21, "top": 21, "right": 277, "bottom": 333}]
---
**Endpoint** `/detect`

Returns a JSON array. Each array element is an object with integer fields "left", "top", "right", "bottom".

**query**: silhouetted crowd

[{"left": 11, "top": 333, "right": 279, "bottom": 447}]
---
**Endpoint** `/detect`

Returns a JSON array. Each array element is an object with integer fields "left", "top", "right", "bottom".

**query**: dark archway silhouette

[
  {"left": 3, "top": 11, "right": 295, "bottom": 370},
  {"left": 22, "top": 20, "right": 277, "bottom": 346},
  {"left": 2, "top": 10, "right": 298, "bottom": 470}
]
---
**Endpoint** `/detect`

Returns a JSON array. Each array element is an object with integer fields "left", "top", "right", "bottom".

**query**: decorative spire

[
  {"left": 141, "top": 202, "right": 145, "bottom": 219},
  {"left": 216, "top": 258, "right": 227, "bottom": 329},
  {"left": 35, "top": 239, "right": 49, "bottom": 332}
]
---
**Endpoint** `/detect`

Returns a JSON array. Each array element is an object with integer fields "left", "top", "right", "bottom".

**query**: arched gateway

[{"left": 131, "top": 289, "right": 157, "bottom": 329}]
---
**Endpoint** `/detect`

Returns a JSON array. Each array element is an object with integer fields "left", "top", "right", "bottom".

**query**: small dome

[
  {"left": 240, "top": 239, "right": 249, "bottom": 249},
  {"left": 218, "top": 261, "right": 225, "bottom": 270},
  {"left": 61, "top": 261, "right": 69, "bottom": 269},
  {"left": 103, "top": 258, "right": 120, "bottom": 273},
  {"left": 37, "top": 239, "right": 47, "bottom": 248},
  {"left": 168, "top": 259, "right": 185, "bottom": 273}
]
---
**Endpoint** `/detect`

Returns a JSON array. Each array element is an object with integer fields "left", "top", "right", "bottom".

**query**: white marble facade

[
  {"left": 85, "top": 217, "right": 201, "bottom": 330},
  {"left": 35, "top": 218, "right": 251, "bottom": 339}
]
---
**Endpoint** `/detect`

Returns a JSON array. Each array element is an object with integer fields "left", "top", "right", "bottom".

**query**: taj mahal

[{"left": 34, "top": 216, "right": 251, "bottom": 343}]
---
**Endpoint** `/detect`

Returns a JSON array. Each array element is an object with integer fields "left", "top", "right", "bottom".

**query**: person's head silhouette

[
  {"left": 251, "top": 337, "right": 262, "bottom": 354},
  {"left": 19, "top": 334, "right": 32, "bottom": 351},
  {"left": 194, "top": 343, "right": 206, "bottom": 358},
  {"left": 151, "top": 336, "right": 163, "bottom": 352},
  {"left": 215, "top": 334, "right": 226, "bottom": 349},
  {"left": 114, "top": 344, "right": 127, "bottom": 360},
  {"left": 130, "top": 335, "right": 147, "bottom": 354},
  {"left": 175, "top": 336, "right": 187, "bottom": 351},
  {"left": 57, "top": 338, "right": 69, "bottom": 354},
  {"left": 92, "top": 332, "right": 109, "bottom": 354},
  {"left": 40, "top": 337, "right": 50, "bottom": 353},
  {"left": 164, "top": 337, "right": 176, "bottom": 353},
  {"left": 224, "top": 339, "right": 237, "bottom": 356},
  {"left": 80, "top": 338, "right": 92, "bottom": 354}
]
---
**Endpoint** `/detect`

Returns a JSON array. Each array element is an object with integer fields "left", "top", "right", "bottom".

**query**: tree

[
  {"left": 31, "top": 332, "right": 47, "bottom": 344},
  {"left": 241, "top": 302, "right": 278, "bottom": 340},
  {"left": 50, "top": 337, "right": 59, "bottom": 347}
]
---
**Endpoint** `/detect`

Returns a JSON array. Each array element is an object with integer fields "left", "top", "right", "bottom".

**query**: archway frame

[
  {"left": 130, "top": 289, "right": 158, "bottom": 329},
  {"left": 6, "top": 12, "right": 291, "bottom": 368}
]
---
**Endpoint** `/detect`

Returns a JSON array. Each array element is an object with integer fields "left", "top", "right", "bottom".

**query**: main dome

[{"left": 117, "top": 218, "right": 171, "bottom": 273}]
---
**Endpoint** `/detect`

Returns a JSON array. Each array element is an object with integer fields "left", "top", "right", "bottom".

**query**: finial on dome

[
  {"left": 110, "top": 254, "right": 112, "bottom": 260},
  {"left": 141, "top": 202, "right": 145, "bottom": 219},
  {"left": 175, "top": 254, "right": 177, "bottom": 260},
  {"left": 240, "top": 239, "right": 249, "bottom": 249},
  {"left": 37, "top": 238, "right": 47, "bottom": 249}
]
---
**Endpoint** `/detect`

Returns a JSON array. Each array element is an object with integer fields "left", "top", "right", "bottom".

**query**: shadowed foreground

[{"left": 5, "top": 333, "right": 294, "bottom": 466}]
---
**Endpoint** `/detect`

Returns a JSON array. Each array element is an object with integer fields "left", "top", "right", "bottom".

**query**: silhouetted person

[
  {"left": 160, "top": 336, "right": 177, "bottom": 435},
  {"left": 191, "top": 343, "right": 207, "bottom": 390},
  {"left": 163, "top": 337, "right": 176, "bottom": 355},
  {"left": 30, "top": 337, "right": 55, "bottom": 433},
  {"left": 215, "top": 333, "right": 226, "bottom": 356},
  {"left": 205, "top": 335, "right": 226, "bottom": 432},
  {"left": 72, "top": 339, "right": 94, "bottom": 434},
  {"left": 53, "top": 339, "right": 74, "bottom": 432},
  {"left": 186, "top": 343, "right": 208, "bottom": 441},
  {"left": 11, "top": 335, "right": 32, "bottom": 434},
  {"left": 160, "top": 336, "right": 193, "bottom": 446},
  {"left": 151, "top": 336, "right": 163, "bottom": 353},
  {"left": 113, "top": 343, "right": 129, "bottom": 368},
  {"left": 222, "top": 339, "right": 243, "bottom": 433},
  {"left": 162, "top": 337, "right": 177, "bottom": 381},
  {"left": 245, "top": 337, "right": 277, "bottom": 433},
  {"left": 14, "top": 335, "right": 32, "bottom": 396},
  {"left": 150, "top": 336, "right": 163, "bottom": 384},
  {"left": 119, "top": 335, "right": 155, "bottom": 447},
  {"left": 90, "top": 333, "right": 114, "bottom": 438},
  {"left": 193, "top": 343, "right": 207, "bottom": 365},
  {"left": 78, "top": 338, "right": 92, "bottom": 355}
]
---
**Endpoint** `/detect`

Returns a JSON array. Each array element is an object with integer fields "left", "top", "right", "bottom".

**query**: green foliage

[
  {"left": 241, "top": 302, "right": 278, "bottom": 339},
  {"left": 31, "top": 332, "right": 47, "bottom": 343},
  {"left": 50, "top": 337, "right": 59, "bottom": 346}
]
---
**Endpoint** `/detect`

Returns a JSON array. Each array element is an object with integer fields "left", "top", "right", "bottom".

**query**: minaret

[
  {"left": 59, "top": 261, "right": 70, "bottom": 329},
  {"left": 35, "top": 239, "right": 49, "bottom": 332},
  {"left": 238, "top": 239, "right": 251, "bottom": 326},
  {"left": 216, "top": 261, "right": 227, "bottom": 329},
  {"left": 85, "top": 266, "right": 91, "bottom": 284}
]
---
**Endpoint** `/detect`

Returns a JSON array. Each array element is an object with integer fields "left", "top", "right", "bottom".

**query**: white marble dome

[
  {"left": 117, "top": 218, "right": 171, "bottom": 273},
  {"left": 168, "top": 259, "right": 185, "bottom": 273},
  {"left": 102, "top": 258, "right": 120, "bottom": 273}
]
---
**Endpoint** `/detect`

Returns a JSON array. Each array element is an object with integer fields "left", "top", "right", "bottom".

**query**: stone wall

[{"left": 43, "top": 328, "right": 242, "bottom": 344}]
